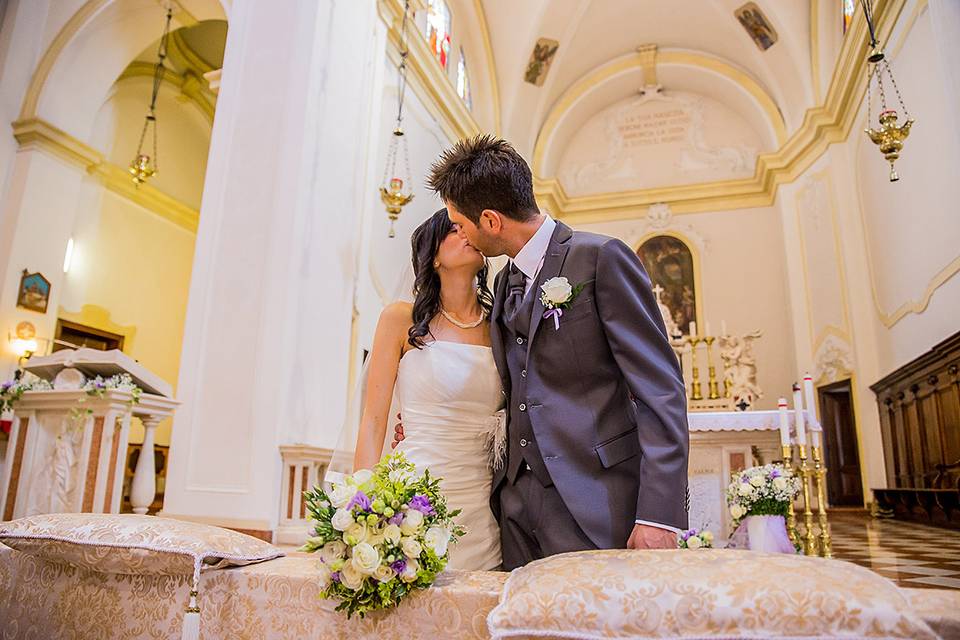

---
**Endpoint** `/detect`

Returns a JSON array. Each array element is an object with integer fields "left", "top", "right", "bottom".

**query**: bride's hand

[{"left": 390, "top": 413, "right": 405, "bottom": 449}]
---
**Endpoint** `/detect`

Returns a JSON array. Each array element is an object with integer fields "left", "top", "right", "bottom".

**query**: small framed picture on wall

[{"left": 16, "top": 270, "right": 50, "bottom": 314}]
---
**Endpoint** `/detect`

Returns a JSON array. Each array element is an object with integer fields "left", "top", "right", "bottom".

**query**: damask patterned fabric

[
  {"left": 903, "top": 588, "right": 960, "bottom": 639},
  {"left": 0, "top": 513, "right": 281, "bottom": 576},
  {"left": 0, "top": 547, "right": 507, "bottom": 640},
  {"left": 487, "top": 549, "right": 939, "bottom": 640}
]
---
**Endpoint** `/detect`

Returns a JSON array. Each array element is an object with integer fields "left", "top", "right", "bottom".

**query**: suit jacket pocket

[{"left": 594, "top": 428, "right": 639, "bottom": 468}]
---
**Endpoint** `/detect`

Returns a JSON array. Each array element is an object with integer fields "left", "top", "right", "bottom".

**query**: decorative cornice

[
  {"left": 534, "top": 0, "right": 905, "bottom": 223},
  {"left": 12, "top": 117, "right": 199, "bottom": 233},
  {"left": 118, "top": 61, "right": 216, "bottom": 123}
]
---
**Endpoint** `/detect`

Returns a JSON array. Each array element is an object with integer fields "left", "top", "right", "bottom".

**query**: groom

[{"left": 407, "top": 135, "right": 688, "bottom": 569}]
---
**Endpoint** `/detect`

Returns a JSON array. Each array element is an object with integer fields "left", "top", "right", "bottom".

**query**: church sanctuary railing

[{"left": 276, "top": 445, "right": 333, "bottom": 545}]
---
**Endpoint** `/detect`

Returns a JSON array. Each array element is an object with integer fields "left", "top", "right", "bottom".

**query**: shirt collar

[{"left": 512, "top": 215, "right": 556, "bottom": 280}]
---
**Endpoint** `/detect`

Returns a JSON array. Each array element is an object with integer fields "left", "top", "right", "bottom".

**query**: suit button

[
  {"left": 519, "top": 403, "right": 527, "bottom": 411},
  {"left": 517, "top": 337, "right": 524, "bottom": 345},
  {"left": 520, "top": 438, "right": 528, "bottom": 447},
  {"left": 521, "top": 369, "right": 527, "bottom": 378}
]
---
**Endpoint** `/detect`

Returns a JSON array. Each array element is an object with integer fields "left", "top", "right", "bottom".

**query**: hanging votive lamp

[
  {"left": 129, "top": 7, "right": 172, "bottom": 187},
  {"left": 860, "top": 0, "right": 915, "bottom": 182},
  {"left": 379, "top": 1, "right": 415, "bottom": 237}
]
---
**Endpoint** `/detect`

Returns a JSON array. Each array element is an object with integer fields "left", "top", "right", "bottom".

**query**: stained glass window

[
  {"left": 843, "top": 0, "right": 855, "bottom": 34},
  {"left": 426, "top": 0, "right": 452, "bottom": 70},
  {"left": 456, "top": 48, "right": 472, "bottom": 110}
]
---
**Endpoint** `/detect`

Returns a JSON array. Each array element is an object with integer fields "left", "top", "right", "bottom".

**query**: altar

[{"left": 686, "top": 410, "right": 810, "bottom": 539}]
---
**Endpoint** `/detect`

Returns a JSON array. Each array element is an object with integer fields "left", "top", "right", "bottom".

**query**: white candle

[
  {"left": 689, "top": 321, "right": 697, "bottom": 336},
  {"left": 793, "top": 384, "right": 807, "bottom": 447},
  {"left": 811, "top": 426, "right": 822, "bottom": 450},
  {"left": 706, "top": 321, "right": 712, "bottom": 337},
  {"left": 777, "top": 398, "right": 790, "bottom": 447},
  {"left": 721, "top": 319, "right": 728, "bottom": 336},
  {"left": 803, "top": 374, "right": 818, "bottom": 428}
]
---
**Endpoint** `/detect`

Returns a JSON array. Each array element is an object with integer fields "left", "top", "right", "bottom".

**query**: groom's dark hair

[{"left": 427, "top": 134, "right": 539, "bottom": 224}]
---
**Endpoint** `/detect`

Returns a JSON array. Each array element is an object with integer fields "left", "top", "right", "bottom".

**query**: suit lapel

[
  {"left": 525, "top": 222, "right": 573, "bottom": 366},
  {"left": 490, "top": 266, "right": 511, "bottom": 390}
]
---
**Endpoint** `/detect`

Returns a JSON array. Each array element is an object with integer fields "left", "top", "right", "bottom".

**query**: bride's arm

[{"left": 353, "top": 302, "right": 411, "bottom": 470}]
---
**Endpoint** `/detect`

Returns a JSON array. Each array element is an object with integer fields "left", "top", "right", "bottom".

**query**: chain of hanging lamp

[
  {"left": 129, "top": 7, "right": 173, "bottom": 187},
  {"left": 859, "top": 0, "right": 915, "bottom": 182},
  {"left": 379, "top": 0, "right": 415, "bottom": 238}
]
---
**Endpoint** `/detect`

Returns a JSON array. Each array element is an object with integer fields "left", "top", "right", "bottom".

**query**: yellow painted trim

[
  {"left": 631, "top": 230, "right": 705, "bottom": 334},
  {"left": 12, "top": 118, "right": 199, "bottom": 233},
  {"left": 117, "top": 62, "right": 216, "bottom": 123},
  {"left": 852, "top": 1, "right": 954, "bottom": 328},
  {"left": 534, "top": 0, "right": 906, "bottom": 223},
  {"left": 810, "top": 0, "right": 822, "bottom": 105},
  {"left": 56, "top": 304, "right": 138, "bottom": 354},
  {"left": 378, "top": 0, "right": 481, "bottom": 142},
  {"left": 532, "top": 49, "right": 788, "bottom": 177},
  {"left": 470, "top": 0, "right": 501, "bottom": 135}
]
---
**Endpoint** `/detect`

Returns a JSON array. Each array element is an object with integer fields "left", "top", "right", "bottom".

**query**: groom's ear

[{"left": 479, "top": 209, "right": 504, "bottom": 233}]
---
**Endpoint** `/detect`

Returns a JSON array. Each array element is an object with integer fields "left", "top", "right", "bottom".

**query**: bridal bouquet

[
  {"left": 300, "top": 452, "right": 465, "bottom": 618},
  {"left": 726, "top": 463, "right": 801, "bottom": 525}
]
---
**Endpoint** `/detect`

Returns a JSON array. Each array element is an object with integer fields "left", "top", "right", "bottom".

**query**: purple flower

[
  {"left": 390, "top": 559, "right": 406, "bottom": 574},
  {"left": 388, "top": 512, "right": 404, "bottom": 526},
  {"left": 770, "top": 468, "right": 782, "bottom": 479},
  {"left": 331, "top": 571, "right": 341, "bottom": 583},
  {"left": 408, "top": 494, "right": 435, "bottom": 515},
  {"left": 346, "top": 490, "right": 372, "bottom": 512}
]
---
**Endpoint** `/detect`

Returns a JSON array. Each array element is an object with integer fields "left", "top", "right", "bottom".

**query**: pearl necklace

[{"left": 440, "top": 308, "right": 485, "bottom": 329}]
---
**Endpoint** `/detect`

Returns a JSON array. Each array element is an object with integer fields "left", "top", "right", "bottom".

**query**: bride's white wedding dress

[{"left": 394, "top": 340, "right": 503, "bottom": 571}]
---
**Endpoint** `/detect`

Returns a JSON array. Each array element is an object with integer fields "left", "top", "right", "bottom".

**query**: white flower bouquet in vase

[
  {"left": 725, "top": 463, "right": 801, "bottom": 553},
  {"left": 300, "top": 451, "right": 465, "bottom": 618}
]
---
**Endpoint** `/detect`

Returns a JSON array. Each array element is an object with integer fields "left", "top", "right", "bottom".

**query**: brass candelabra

[
  {"left": 781, "top": 444, "right": 799, "bottom": 548},
  {"left": 687, "top": 336, "right": 703, "bottom": 401},
  {"left": 811, "top": 444, "right": 832, "bottom": 558},
  {"left": 704, "top": 336, "right": 720, "bottom": 400},
  {"left": 797, "top": 445, "right": 818, "bottom": 556}
]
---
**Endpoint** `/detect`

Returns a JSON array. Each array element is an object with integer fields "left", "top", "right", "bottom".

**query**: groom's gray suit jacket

[{"left": 489, "top": 221, "right": 689, "bottom": 549}]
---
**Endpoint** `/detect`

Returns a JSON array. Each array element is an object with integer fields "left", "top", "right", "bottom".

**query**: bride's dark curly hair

[{"left": 408, "top": 208, "right": 494, "bottom": 348}]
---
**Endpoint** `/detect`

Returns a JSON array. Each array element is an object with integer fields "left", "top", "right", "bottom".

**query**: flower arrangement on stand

[
  {"left": 0, "top": 374, "right": 52, "bottom": 413},
  {"left": 726, "top": 464, "right": 801, "bottom": 553},
  {"left": 300, "top": 452, "right": 465, "bottom": 618},
  {"left": 677, "top": 528, "right": 714, "bottom": 549}
]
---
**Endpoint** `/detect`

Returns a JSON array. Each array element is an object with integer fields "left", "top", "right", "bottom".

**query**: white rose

[
  {"left": 340, "top": 561, "right": 365, "bottom": 590},
  {"left": 352, "top": 542, "right": 381, "bottom": 574},
  {"left": 316, "top": 560, "right": 333, "bottom": 589},
  {"left": 749, "top": 475, "right": 765, "bottom": 487},
  {"left": 374, "top": 564, "right": 396, "bottom": 583},
  {"left": 730, "top": 503, "right": 746, "bottom": 519},
  {"left": 400, "top": 509, "right": 424, "bottom": 535},
  {"left": 772, "top": 476, "right": 788, "bottom": 492},
  {"left": 345, "top": 522, "right": 368, "bottom": 545},
  {"left": 320, "top": 540, "right": 347, "bottom": 564},
  {"left": 383, "top": 523, "right": 402, "bottom": 546},
  {"left": 351, "top": 469, "right": 374, "bottom": 486},
  {"left": 738, "top": 483, "right": 753, "bottom": 497},
  {"left": 702, "top": 531, "right": 714, "bottom": 543},
  {"left": 329, "top": 484, "right": 355, "bottom": 509},
  {"left": 401, "top": 558, "right": 419, "bottom": 582},
  {"left": 401, "top": 536, "right": 423, "bottom": 558},
  {"left": 423, "top": 526, "right": 450, "bottom": 557},
  {"left": 331, "top": 508, "right": 355, "bottom": 532},
  {"left": 687, "top": 535, "right": 703, "bottom": 549},
  {"left": 541, "top": 277, "right": 573, "bottom": 305}
]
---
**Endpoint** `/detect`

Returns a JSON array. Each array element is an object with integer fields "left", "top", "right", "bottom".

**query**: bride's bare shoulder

[{"left": 379, "top": 301, "right": 414, "bottom": 329}]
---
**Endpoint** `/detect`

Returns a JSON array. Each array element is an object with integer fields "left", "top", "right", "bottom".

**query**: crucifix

[{"left": 652, "top": 283, "right": 665, "bottom": 304}]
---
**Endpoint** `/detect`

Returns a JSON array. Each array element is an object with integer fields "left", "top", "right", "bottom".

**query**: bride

[{"left": 352, "top": 208, "right": 503, "bottom": 571}]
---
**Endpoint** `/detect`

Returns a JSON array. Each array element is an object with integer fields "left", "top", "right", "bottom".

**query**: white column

[
  {"left": 130, "top": 415, "right": 159, "bottom": 515},
  {"left": 162, "top": 0, "right": 384, "bottom": 536}
]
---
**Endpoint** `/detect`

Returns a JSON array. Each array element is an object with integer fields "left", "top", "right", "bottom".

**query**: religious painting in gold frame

[
  {"left": 735, "top": 2, "right": 778, "bottom": 51},
  {"left": 636, "top": 234, "right": 700, "bottom": 335},
  {"left": 16, "top": 270, "right": 50, "bottom": 314},
  {"left": 525, "top": 38, "right": 559, "bottom": 86}
]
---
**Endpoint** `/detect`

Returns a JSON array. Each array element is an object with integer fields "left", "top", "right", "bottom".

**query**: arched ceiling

[{"left": 480, "top": 0, "right": 815, "bottom": 161}]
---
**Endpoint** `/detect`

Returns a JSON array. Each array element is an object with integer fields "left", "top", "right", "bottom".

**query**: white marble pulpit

[
  {"left": 686, "top": 410, "right": 809, "bottom": 539},
  {"left": 0, "top": 349, "right": 178, "bottom": 520}
]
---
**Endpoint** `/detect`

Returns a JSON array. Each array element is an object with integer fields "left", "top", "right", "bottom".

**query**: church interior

[{"left": 1, "top": 0, "right": 959, "bottom": 637}]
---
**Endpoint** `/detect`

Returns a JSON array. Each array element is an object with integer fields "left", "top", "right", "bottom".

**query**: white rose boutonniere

[{"left": 539, "top": 276, "right": 585, "bottom": 330}]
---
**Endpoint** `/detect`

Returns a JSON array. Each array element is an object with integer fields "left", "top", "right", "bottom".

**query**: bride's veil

[{"left": 325, "top": 261, "right": 416, "bottom": 486}]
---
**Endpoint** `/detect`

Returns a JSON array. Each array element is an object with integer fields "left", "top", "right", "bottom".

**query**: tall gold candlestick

[
  {"left": 688, "top": 336, "right": 703, "bottom": 401},
  {"left": 812, "top": 445, "right": 833, "bottom": 558},
  {"left": 782, "top": 444, "right": 799, "bottom": 548},
  {"left": 704, "top": 336, "right": 720, "bottom": 400},
  {"left": 798, "top": 445, "right": 817, "bottom": 556}
]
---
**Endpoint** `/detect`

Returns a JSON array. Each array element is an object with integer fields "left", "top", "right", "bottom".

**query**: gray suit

[{"left": 490, "top": 221, "right": 689, "bottom": 569}]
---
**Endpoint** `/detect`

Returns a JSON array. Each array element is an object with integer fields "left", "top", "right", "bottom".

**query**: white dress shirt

[{"left": 509, "top": 215, "right": 681, "bottom": 537}]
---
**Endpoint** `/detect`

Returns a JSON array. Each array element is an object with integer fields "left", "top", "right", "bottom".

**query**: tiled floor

[{"left": 830, "top": 509, "right": 960, "bottom": 589}]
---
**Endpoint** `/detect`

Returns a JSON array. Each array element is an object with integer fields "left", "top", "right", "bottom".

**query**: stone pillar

[
  {"left": 162, "top": 0, "right": 385, "bottom": 539},
  {"left": 130, "top": 415, "right": 160, "bottom": 515}
]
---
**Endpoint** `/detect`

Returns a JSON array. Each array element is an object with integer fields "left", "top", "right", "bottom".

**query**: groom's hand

[
  {"left": 390, "top": 414, "right": 404, "bottom": 449},
  {"left": 627, "top": 524, "right": 678, "bottom": 550}
]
